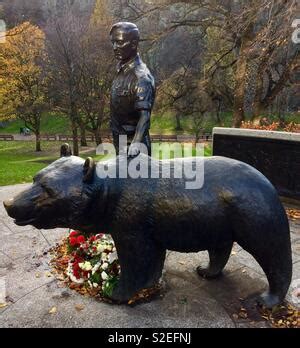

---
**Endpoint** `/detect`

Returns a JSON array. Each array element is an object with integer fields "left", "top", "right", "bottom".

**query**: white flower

[
  {"left": 93, "top": 283, "right": 98, "bottom": 288},
  {"left": 101, "top": 252, "right": 108, "bottom": 260},
  {"left": 67, "top": 262, "right": 84, "bottom": 284},
  {"left": 96, "top": 244, "right": 105, "bottom": 253},
  {"left": 92, "top": 262, "right": 101, "bottom": 275},
  {"left": 102, "top": 262, "right": 109, "bottom": 270},
  {"left": 101, "top": 271, "right": 108, "bottom": 280},
  {"left": 79, "top": 261, "right": 92, "bottom": 271},
  {"left": 69, "top": 273, "right": 84, "bottom": 284},
  {"left": 105, "top": 245, "right": 112, "bottom": 252},
  {"left": 108, "top": 251, "right": 118, "bottom": 263}
]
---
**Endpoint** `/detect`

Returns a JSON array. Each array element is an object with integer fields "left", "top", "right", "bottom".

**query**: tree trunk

[
  {"left": 175, "top": 112, "right": 183, "bottom": 131},
  {"left": 80, "top": 124, "right": 88, "bottom": 147},
  {"left": 34, "top": 116, "right": 41, "bottom": 152},
  {"left": 253, "top": 72, "right": 266, "bottom": 118},
  {"left": 35, "top": 130, "right": 41, "bottom": 152},
  {"left": 233, "top": 25, "right": 254, "bottom": 128},
  {"left": 233, "top": 49, "right": 248, "bottom": 127},
  {"left": 71, "top": 119, "right": 79, "bottom": 156},
  {"left": 94, "top": 129, "right": 102, "bottom": 146},
  {"left": 215, "top": 99, "right": 222, "bottom": 124}
]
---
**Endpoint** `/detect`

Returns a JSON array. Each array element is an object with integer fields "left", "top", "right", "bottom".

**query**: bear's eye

[{"left": 41, "top": 184, "right": 55, "bottom": 197}]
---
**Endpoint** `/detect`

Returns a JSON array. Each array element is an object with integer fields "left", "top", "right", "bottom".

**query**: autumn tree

[
  {"left": 77, "top": 0, "right": 115, "bottom": 145},
  {"left": 0, "top": 21, "right": 48, "bottom": 151},
  {"left": 1, "top": 0, "right": 45, "bottom": 27},
  {"left": 122, "top": 0, "right": 298, "bottom": 127},
  {"left": 45, "top": 9, "right": 86, "bottom": 156},
  {"left": 45, "top": 0, "right": 115, "bottom": 153},
  {"left": 157, "top": 60, "right": 213, "bottom": 142}
]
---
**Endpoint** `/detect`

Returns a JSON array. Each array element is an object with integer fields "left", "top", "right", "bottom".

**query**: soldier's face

[{"left": 111, "top": 28, "right": 137, "bottom": 62}]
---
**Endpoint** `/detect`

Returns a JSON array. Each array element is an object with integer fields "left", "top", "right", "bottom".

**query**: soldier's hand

[{"left": 128, "top": 143, "right": 140, "bottom": 157}]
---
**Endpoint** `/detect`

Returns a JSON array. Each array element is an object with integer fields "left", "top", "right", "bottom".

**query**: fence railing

[
  {"left": 0, "top": 134, "right": 14, "bottom": 141},
  {"left": 0, "top": 133, "right": 213, "bottom": 142}
]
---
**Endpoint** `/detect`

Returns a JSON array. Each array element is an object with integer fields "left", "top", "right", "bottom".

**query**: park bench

[
  {"left": 58, "top": 134, "right": 72, "bottom": 141},
  {"left": 161, "top": 134, "right": 178, "bottom": 142},
  {"left": 58, "top": 134, "right": 96, "bottom": 142},
  {"left": 85, "top": 135, "right": 95, "bottom": 142},
  {"left": 40, "top": 135, "right": 57, "bottom": 141},
  {"left": 0, "top": 134, "right": 14, "bottom": 141},
  {"left": 151, "top": 134, "right": 162, "bottom": 142},
  {"left": 177, "top": 135, "right": 196, "bottom": 143},
  {"left": 198, "top": 133, "right": 212, "bottom": 142}
]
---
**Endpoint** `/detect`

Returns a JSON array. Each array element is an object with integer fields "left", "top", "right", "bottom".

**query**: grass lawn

[
  {"left": 0, "top": 112, "right": 71, "bottom": 135},
  {"left": 0, "top": 141, "right": 98, "bottom": 186},
  {"left": 0, "top": 141, "right": 212, "bottom": 186},
  {"left": 1, "top": 111, "right": 298, "bottom": 136}
]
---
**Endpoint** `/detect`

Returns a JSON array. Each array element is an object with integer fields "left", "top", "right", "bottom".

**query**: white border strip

[{"left": 213, "top": 127, "right": 300, "bottom": 142}]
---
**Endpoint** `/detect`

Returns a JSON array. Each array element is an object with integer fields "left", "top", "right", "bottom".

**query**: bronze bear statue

[{"left": 3, "top": 150, "right": 292, "bottom": 309}]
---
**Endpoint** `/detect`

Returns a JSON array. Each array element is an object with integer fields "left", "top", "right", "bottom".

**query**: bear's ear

[
  {"left": 83, "top": 157, "right": 96, "bottom": 184},
  {"left": 60, "top": 143, "right": 72, "bottom": 157}
]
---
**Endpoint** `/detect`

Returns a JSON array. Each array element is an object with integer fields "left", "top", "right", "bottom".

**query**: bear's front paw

[
  {"left": 257, "top": 291, "right": 281, "bottom": 309},
  {"left": 110, "top": 284, "right": 133, "bottom": 304}
]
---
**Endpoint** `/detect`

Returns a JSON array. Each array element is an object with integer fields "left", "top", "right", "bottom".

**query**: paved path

[{"left": 0, "top": 184, "right": 299, "bottom": 328}]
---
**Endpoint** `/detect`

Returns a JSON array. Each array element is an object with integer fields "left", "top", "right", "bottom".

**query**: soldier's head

[{"left": 110, "top": 22, "right": 140, "bottom": 63}]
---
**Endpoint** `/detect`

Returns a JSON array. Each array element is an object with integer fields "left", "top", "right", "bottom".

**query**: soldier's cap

[{"left": 110, "top": 22, "right": 140, "bottom": 41}]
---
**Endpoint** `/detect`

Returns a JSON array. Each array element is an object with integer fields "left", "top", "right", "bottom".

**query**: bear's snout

[
  {"left": 3, "top": 185, "right": 45, "bottom": 226},
  {"left": 3, "top": 197, "right": 23, "bottom": 220},
  {"left": 3, "top": 198, "right": 14, "bottom": 213}
]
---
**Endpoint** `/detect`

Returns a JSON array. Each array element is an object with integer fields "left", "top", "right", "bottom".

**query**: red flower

[
  {"left": 69, "top": 237, "right": 78, "bottom": 247},
  {"left": 77, "top": 235, "right": 85, "bottom": 244},
  {"left": 73, "top": 269, "right": 81, "bottom": 279},
  {"left": 69, "top": 231, "right": 79, "bottom": 237}
]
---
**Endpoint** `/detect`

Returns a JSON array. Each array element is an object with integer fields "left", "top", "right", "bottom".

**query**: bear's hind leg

[
  {"left": 197, "top": 243, "right": 233, "bottom": 279},
  {"left": 243, "top": 247, "right": 292, "bottom": 309},
  {"left": 236, "top": 231, "right": 292, "bottom": 308}
]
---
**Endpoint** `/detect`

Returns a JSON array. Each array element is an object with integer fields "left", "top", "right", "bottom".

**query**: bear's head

[{"left": 3, "top": 152, "right": 98, "bottom": 232}]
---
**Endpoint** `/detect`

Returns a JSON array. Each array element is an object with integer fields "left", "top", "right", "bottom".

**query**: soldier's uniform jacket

[{"left": 110, "top": 54, "right": 155, "bottom": 135}]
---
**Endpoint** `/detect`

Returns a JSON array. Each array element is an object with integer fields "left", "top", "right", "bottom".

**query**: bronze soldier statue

[{"left": 110, "top": 22, "right": 155, "bottom": 157}]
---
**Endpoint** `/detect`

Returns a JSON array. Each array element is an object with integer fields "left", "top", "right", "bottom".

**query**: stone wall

[{"left": 212, "top": 127, "right": 300, "bottom": 200}]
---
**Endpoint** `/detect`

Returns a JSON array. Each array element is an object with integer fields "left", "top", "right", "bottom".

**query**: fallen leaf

[
  {"left": 242, "top": 269, "right": 246, "bottom": 273},
  {"left": 239, "top": 311, "right": 248, "bottom": 319},
  {"left": 75, "top": 304, "right": 85, "bottom": 311},
  {"left": 45, "top": 271, "right": 52, "bottom": 278},
  {"left": 231, "top": 251, "right": 237, "bottom": 256},
  {"left": 0, "top": 303, "right": 7, "bottom": 308},
  {"left": 49, "top": 306, "right": 57, "bottom": 314},
  {"left": 56, "top": 274, "right": 65, "bottom": 281},
  {"left": 179, "top": 261, "right": 186, "bottom": 265},
  {"left": 35, "top": 272, "right": 41, "bottom": 278}
]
